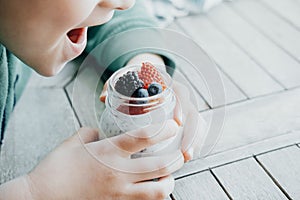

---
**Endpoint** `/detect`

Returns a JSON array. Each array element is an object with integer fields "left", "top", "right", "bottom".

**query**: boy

[{"left": 0, "top": 0, "right": 203, "bottom": 199}]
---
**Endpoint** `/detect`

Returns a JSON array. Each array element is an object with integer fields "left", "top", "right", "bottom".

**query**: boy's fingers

[
  {"left": 173, "top": 95, "right": 183, "bottom": 126},
  {"left": 129, "top": 150, "right": 184, "bottom": 182},
  {"left": 181, "top": 111, "right": 206, "bottom": 162},
  {"left": 131, "top": 175, "right": 175, "bottom": 200},
  {"left": 172, "top": 81, "right": 192, "bottom": 126},
  {"left": 77, "top": 128, "right": 100, "bottom": 144},
  {"left": 100, "top": 81, "right": 108, "bottom": 103},
  {"left": 65, "top": 128, "right": 99, "bottom": 146},
  {"left": 110, "top": 120, "right": 179, "bottom": 155}
]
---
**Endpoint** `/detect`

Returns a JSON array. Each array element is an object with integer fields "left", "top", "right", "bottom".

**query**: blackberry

[{"left": 115, "top": 71, "right": 144, "bottom": 97}]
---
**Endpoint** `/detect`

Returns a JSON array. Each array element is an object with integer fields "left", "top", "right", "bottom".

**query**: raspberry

[
  {"left": 138, "top": 62, "right": 165, "bottom": 89},
  {"left": 115, "top": 71, "right": 144, "bottom": 97}
]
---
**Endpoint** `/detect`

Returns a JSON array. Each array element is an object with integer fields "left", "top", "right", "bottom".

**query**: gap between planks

[
  {"left": 209, "top": 169, "right": 233, "bottom": 200},
  {"left": 174, "top": 130, "right": 300, "bottom": 179},
  {"left": 259, "top": 0, "right": 300, "bottom": 32},
  {"left": 200, "top": 85, "right": 300, "bottom": 112},
  {"left": 230, "top": 0, "right": 300, "bottom": 64},
  {"left": 63, "top": 87, "right": 83, "bottom": 127},
  {"left": 254, "top": 156, "right": 293, "bottom": 200},
  {"left": 206, "top": 3, "right": 288, "bottom": 90}
]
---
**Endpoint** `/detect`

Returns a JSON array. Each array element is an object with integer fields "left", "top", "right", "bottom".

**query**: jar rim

[{"left": 108, "top": 64, "right": 173, "bottom": 105}]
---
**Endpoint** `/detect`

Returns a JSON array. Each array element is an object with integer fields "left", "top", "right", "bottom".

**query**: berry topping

[
  {"left": 132, "top": 88, "right": 149, "bottom": 98},
  {"left": 138, "top": 62, "right": 165, "bottom": 89},
  {"left": 147, "top": 82, "right": 163, "bottom": 96},
  {"left": 132, "top": 88, "right": 149, "bottom": 104},
  {"left": 115, "top": 71, "right": 144, "bottom": 97}
]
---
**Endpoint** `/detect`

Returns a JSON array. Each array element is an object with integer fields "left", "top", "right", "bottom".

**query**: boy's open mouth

[{"left": 67, "top": 27, "right": 87, "bottom": 44}]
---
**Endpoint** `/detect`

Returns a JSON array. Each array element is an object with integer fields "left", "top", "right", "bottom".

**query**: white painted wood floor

[{"left": 1, "top": 0, "right": 300, "bottom": 199}]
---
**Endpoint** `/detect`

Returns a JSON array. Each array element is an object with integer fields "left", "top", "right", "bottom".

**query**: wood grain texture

[
  {"left": 213, "top": 158, "right": 288, "bottom": 200},
  {"left": 257, "top": 145, "right": 300, "bottom": 199},
  {"left": 172, "top": 67, "right": 209, "bottom": 111},
  {"left": 167, "top": 22, "right": 247, "bottom": 108},
  {"left": 173, "top": 171, "right": 229, "bottom": 200},
  {"left": 174, "top": 87, "right": 300, "bottom": 178},
  {"left": 202, "top": 87, "right": 300, "bottom": 156},
  {"left": 232, "top": 0, "right": 300, "bottom": 62},
  {"left": 0, "top": 88, "right": 79, "bottom": 183},
  {"left": 261, "top": 0, "right": 300, "bottom": 30},
  {"left": 177, "top": 15, "right": 283, "bottom": 98},
  {"left": 65, "top": 61, "right": 105, "bottom": 128},
  {"left": 175, "top": 130, "right": 300, "bottom": 179},
  {"left": 208, "top": 2, "right": 300, "bottom": 89}
]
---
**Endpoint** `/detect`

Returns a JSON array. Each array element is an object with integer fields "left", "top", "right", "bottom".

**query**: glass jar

[{"left": 99, "top": 65, "right": 182, "bottom": 156}]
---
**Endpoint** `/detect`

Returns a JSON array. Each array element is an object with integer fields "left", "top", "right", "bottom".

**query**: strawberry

[{"left": 138, "top": 62, "right": 166, "bottom": 89}]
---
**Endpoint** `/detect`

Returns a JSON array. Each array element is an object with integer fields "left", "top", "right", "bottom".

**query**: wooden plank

[
  {"left": 174, "top": 88, "right": 300, "bottom": 178},
  {"left": 257, "top": 146, "right": 300, "bottom": 199},
  {"left": 175, "top": 130, "right": 300, "bottom": 179},
  {"left": 177, "top": 56, "right": 247, "bottom": 108},
  {"left": 174, "top": 55, "right": 247, "bottom": 108},
  {"left": 261, "top": 0, "right": 300, "bottom": 30},
  {"left": 172, "top": 67, "right": 209, "bottom": 111},
  {"left": 173, "top": 171, "right": 229, "bottom": 200},
  {"left": 202, "top": 87, "right": 300, "bottom": 156},
  {"left": 232, "top": 0, "right": 300, "bottom": 62},
  {"left": 27, "top": 59, "right": 80, "bottom": 88},
  {"left": 65, "top": 60, "right": 105, "bottom": 128},
  {"left": 160, "top": 23, "right": 210, "bottom": 110},
  {"left": 207, "top": 3, "right": 300, "bottom": 89},
  {"left": 177, "top": 15, "right": 283, "bottom": 98},
  {"left": 0, "top": 88, "right": 79, "bottom": 184},
  {"left": 169, "top": 22, "right": 247, "bottom": 107},
  {"left": 213, "top": 158, "right": 288, "bottom": 199}
]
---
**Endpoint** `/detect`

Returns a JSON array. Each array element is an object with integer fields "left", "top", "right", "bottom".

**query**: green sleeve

[
  {"left": 84, "top": 1, "right": 175, "bottom": 82},
  {"left": 0, "top": 44, "right": 31, "bottom": 143}
]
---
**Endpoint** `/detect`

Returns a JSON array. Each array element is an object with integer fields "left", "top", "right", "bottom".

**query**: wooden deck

[{"left": 1, "top": 0, "right": 300, "bottom": 199}]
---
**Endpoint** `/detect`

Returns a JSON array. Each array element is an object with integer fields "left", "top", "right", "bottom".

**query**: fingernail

[
  {"left": 174, "top": 117, "right": 182, "bottom": 127},
  {"left": 100, "top": 91, "right": 107, "bottom": 102},
  {"left": 184, "top": 148, "right": 194, "bottom": 162},
  {"left": 188, "top": 148, "right": 194, "bottom": 160}
]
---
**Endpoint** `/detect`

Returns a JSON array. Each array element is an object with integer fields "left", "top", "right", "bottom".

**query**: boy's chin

[{"left": 34, "top": 62, "right": 66, "bottom": 77}]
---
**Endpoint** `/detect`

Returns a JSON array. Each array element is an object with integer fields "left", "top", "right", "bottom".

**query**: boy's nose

[
  {"left": 99, "top": 0, "right": 135, "bottom": 10},
  {"left": 77, "top": 0, "right": 135, "bottom": 28}
]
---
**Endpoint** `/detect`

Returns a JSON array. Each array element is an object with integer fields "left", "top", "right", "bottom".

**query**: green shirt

[{"left": 0, "top": 1, "right": 175, "bottom": 144}]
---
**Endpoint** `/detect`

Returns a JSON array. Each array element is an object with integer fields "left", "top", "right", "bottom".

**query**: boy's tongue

[{"left": 67, "top": 28, "right": 85, "bottom": 43}]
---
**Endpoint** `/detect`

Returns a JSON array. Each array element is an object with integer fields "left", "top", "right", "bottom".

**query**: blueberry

[
  {"left": 132, "top": 88, "right": 149, "bottom": 104},
  {"left": 132, "top": 88, "right": 149, "bottom": 98},
  {"left": 147, "top": 82, "right": 162, "bottom": 96}
]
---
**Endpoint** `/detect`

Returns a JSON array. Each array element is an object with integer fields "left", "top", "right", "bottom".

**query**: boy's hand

[
  {"left": 172, "top": 81, "right": 208, "bottom": 162},
  {"left": 25, "top": 122, "right": 183, "bottom": 200},
  {"left": 100, "top": 79, "right": 207, "bottom": 163},
  {"left": 100, "top": 54, "right": 207, "bottom": 162}
]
